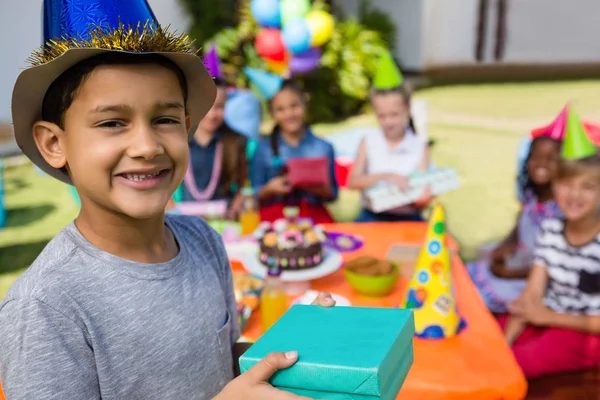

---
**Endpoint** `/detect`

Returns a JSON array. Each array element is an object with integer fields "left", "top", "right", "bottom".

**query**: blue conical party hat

[
  {"left": 244, "top": 67, "right": 283, "bottom": 100},
  {"left": 43, "top": 0, "right": 158, "bottom": 43}
]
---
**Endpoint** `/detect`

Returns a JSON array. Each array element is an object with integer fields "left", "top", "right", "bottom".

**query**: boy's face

[
  {"left": 37, "top": 64, "right": 190, "bottom": 219},
  {"left": 372, "top": 94, "right": 409, "bottom": 140},
  {"left": 554, "top": 171, "right": 600, "bottom": 222}
]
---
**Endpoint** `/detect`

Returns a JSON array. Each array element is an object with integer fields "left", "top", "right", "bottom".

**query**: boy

[
  {"left": 0, "top": 11, "right": 332, "bottom": 400},
  {"left": 502, "top": 150, "right": 600, "bottom": 378}
]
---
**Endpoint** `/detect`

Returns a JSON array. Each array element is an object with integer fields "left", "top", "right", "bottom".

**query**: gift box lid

[{"left": 240, "top": 305, "right": 415, "bottom": 397}]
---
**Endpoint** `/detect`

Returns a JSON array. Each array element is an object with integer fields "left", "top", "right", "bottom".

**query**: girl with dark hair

[
  {"left": 467, "top": 135, "right": 562, "bottom": 313},
  {"left": 251, "top": 80, "right": 338, "bottom": 224},
  {"left": 181, "top": 78, "right": 250, "bottom": 219}
]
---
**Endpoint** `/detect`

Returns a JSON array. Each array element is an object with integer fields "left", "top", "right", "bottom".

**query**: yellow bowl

[{"left": 344, "top": 264, "right": 400, "bottom": 297}]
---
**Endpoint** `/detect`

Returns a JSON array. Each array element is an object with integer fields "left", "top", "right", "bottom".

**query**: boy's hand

[
  {"left": 216, "top": 351, "right": 311, "bottom": 400},
  {"left": 310, "top": 291, "right": 336, "bottom": 307}
]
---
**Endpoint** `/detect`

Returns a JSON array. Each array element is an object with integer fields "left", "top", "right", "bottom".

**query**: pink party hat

[
  {"left": 204, "top": 43, "right": 222, "bottom": 79},
  {"left": 531, "top": 104, "right": 568, "bottom": 141}
]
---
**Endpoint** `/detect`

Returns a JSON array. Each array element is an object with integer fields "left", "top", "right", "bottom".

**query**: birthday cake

[{"left": 255, "top": 210, "right": 327, "bottom": 270}]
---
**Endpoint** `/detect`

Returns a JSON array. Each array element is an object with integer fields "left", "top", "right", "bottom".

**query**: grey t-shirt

[{"left": 0, "top": 214, "right": 240, "bottom": 399}]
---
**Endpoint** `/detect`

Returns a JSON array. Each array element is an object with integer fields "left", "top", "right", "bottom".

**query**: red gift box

[{"left": 286, "top": 157, "right": 330, "bottom": 188}]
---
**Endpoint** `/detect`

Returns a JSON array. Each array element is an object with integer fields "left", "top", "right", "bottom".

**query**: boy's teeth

[{"left": 125, "top": 172, "right": 160, "bottom": 181}]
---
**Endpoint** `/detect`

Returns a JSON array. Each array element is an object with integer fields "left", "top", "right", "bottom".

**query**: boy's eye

[
  {"left": 98, "top": 120, "right": 125, "bottom": 128},
  {"left": 155, "top": 117, "right": 180, "bottom": 125}
]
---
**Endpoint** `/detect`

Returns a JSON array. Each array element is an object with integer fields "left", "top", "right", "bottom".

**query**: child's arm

[
  {"left": 490, "top": 260, "right": 531, "bottom": 279},
  {"left": 347, "top": 139, "right": 397, "bottom": 190},
  {"left": 504, "top": 315, "right": 526, "bottom": 346}
]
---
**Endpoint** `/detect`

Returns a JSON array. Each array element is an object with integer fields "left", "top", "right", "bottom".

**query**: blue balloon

[
  {"left": 250, "top": 0, "right": 281, "bottom": 28},
  {"left": 43, "top": 0, "right": 158, "bottom": 43},
  {"left": 282, "top": 19, "right": 312, "bottom": 55}
]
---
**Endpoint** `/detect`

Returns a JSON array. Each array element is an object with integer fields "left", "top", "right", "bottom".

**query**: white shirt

[{"left": 362, "top": 129, "right": 427, "bottom": 214}]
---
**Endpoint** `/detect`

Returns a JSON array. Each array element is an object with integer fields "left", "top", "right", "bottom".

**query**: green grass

[{"left": 1, "top": 80, "right": 599, "bottom": 299}]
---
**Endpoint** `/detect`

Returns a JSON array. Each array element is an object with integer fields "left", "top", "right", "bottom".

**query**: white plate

[
  {"left": 242, "top": 248, "right": 342, "bottom": 282},
  {"left": 292, "top": 290, "right": 352, "bottom": 307}
]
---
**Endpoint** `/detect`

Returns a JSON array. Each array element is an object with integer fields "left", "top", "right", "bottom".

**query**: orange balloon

[{"left": 265, "top": 54, "right": 289, "bottom": 75}]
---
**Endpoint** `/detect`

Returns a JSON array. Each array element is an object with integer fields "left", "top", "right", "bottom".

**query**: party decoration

[
  {"left": 280, "top": 0, "right": 310, "bottom": 26},
  {"left": 43, "top": 0, "right": 158, "bottom": 43},
  {"left": 255, "top": 28, "right": 287, "bottom": 62},
  {"left": 282, "top": 19, "right": 312, "bottom": 55},
  {"left": 290, "top": 47, "right": 321, "bottom": 74},
  {"left": 250, "top": 0, "right": 281, "bottom": 28},
  {"left": 531, "top": 104, "right": 600, "bottom": 146},
  {"left": 305, "top": 10, "right": 335, "bottom": 47},
  {"left": 244, "top": 67, "right": 284, "bottom": 100},
  {"left": 373, "top": 50, "right": 403, "bottom": 89},
  {"left": 266, "top": 54, "right": 290, "bottom": 75},
  {"left": 403, "top": 204, "right": 466, "bottom": 339},
  {"left": 203, "top": 43, "right": 222, "bottom": 79},
  {"left": 561, "top": 108, "right": 598, "bottom": 160},
  {"left": 224, "top": 89, "right": 262, "bottom": 141}
]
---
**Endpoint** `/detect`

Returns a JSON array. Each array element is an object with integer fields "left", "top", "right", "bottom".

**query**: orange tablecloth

[{"left": 232, "top": 222, "right": 527, "bottom": 400}]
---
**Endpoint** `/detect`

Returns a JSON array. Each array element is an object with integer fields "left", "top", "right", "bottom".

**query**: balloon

[
  {"left": 280, "top": 0, "right": 310, "bottom": 26},
  {"left": 255, "top": 29, "right": 286, "bottom": 61},
  {"left": 250, "top": 0, "right": 280, "bottom": 28},
  {"left": 305, "top": 10, "right": 335, "bottom": 46},
  {"left": 266, "top": 57, "right": 289, "bottom": 75},
  {"left": 282, "top": 19, "right": 312, "bottom": 55},
  {"left": 289, "top": 47, "right": 321, "bottom": 74}
]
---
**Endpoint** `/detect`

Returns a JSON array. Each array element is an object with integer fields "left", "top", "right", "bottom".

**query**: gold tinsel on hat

[{"left": 28, "top": 21, "right": 197, "bottom": 67}]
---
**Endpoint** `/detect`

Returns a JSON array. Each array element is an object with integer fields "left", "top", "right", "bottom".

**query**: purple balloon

[{"left": 290, "top": 48, "right": 322, "bottom": 74}]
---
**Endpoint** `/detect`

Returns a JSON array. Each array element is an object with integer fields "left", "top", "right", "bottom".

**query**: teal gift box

[{"left": 240, "top": 305, "right": 415, "bottom": 400}]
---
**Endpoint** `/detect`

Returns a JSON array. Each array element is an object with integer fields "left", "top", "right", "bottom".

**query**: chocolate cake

[{"left": 257, "top": 219, "right": 326, "bottom": 270}]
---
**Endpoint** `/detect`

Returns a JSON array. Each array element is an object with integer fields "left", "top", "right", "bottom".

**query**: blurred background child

[
  {"left": 501, "top": 121, "right": 600, "bottom": 378},
  {"left": 180, "top": 78, "right": 249, "bottom": 220},
  {"left": 348, "top": 70, "right": 433, "bottom": 222},
  {"left": 251, "top": 80, "right": 338, "bottom": 224},
  {"left": 468, "top": 135, "right": 562, "bottom": 312}
]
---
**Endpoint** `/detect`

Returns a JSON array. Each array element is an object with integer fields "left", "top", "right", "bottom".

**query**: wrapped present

[
  {"left": 365, "top": 169, "right": 459, "bottom": 213},
  {"left": 287, "top": 157, "right": 330, "bottom": 188},
  {"left": 240, "top": 305, "right": 414, "bottom": 400}
]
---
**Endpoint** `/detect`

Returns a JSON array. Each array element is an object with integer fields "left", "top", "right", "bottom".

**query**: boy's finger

[
  {"left": 311, "top": 292, "right": 336, "bottom": 307},
  {"left": 244, "top": 351, "right": 298, "bottom": 383}
]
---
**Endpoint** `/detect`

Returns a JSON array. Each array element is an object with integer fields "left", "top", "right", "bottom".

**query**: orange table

[{"left": 232, "top": 222, "right": 527, "bottom": 400}]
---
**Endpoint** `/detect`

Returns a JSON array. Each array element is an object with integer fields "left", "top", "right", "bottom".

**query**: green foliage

[
  {"left": 357, "top": 0, "right": 397, "bottom": 51},
  {"left": 176, "top": 0, "right": 237, "bottom": 44},
  {"left": 202, "top": 0, "right": 394, "bottom": 122}
]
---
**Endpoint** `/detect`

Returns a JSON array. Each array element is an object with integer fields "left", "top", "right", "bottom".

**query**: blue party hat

[
  {"left": 224, "top": 89, "right": 262, "bottom": 140},
  {"left": 244, "top": 67, "right": 283, "bottom": 100},
  {"left": 43, "top": 0, "right": 158, "bottom": 43}
]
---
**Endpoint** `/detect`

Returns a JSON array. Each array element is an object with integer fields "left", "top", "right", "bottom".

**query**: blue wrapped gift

[{"left": 240, "top": 305, "right": 415, "bottom": 400}]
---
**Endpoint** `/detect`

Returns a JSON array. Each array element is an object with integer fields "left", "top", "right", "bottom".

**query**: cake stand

[{"left": 241, "top": 248, "right": 343, "bottom": 295}]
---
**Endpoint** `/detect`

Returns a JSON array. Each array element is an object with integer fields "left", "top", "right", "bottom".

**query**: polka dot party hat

[{"left": 403, "top": 203, "right": 466, "bottom": 339}]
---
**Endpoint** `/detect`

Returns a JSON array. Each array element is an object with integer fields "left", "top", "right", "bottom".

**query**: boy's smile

[{"left": 47, "top": 64, "right": 190, "bottom": 219}]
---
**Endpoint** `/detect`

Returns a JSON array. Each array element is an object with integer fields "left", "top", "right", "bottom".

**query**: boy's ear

[
  {"left": 32, "top": 121, "right": 67, "bottom": 169},
  {"left": 185, "top": 114, "right": 191, "bottom": 132}
]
